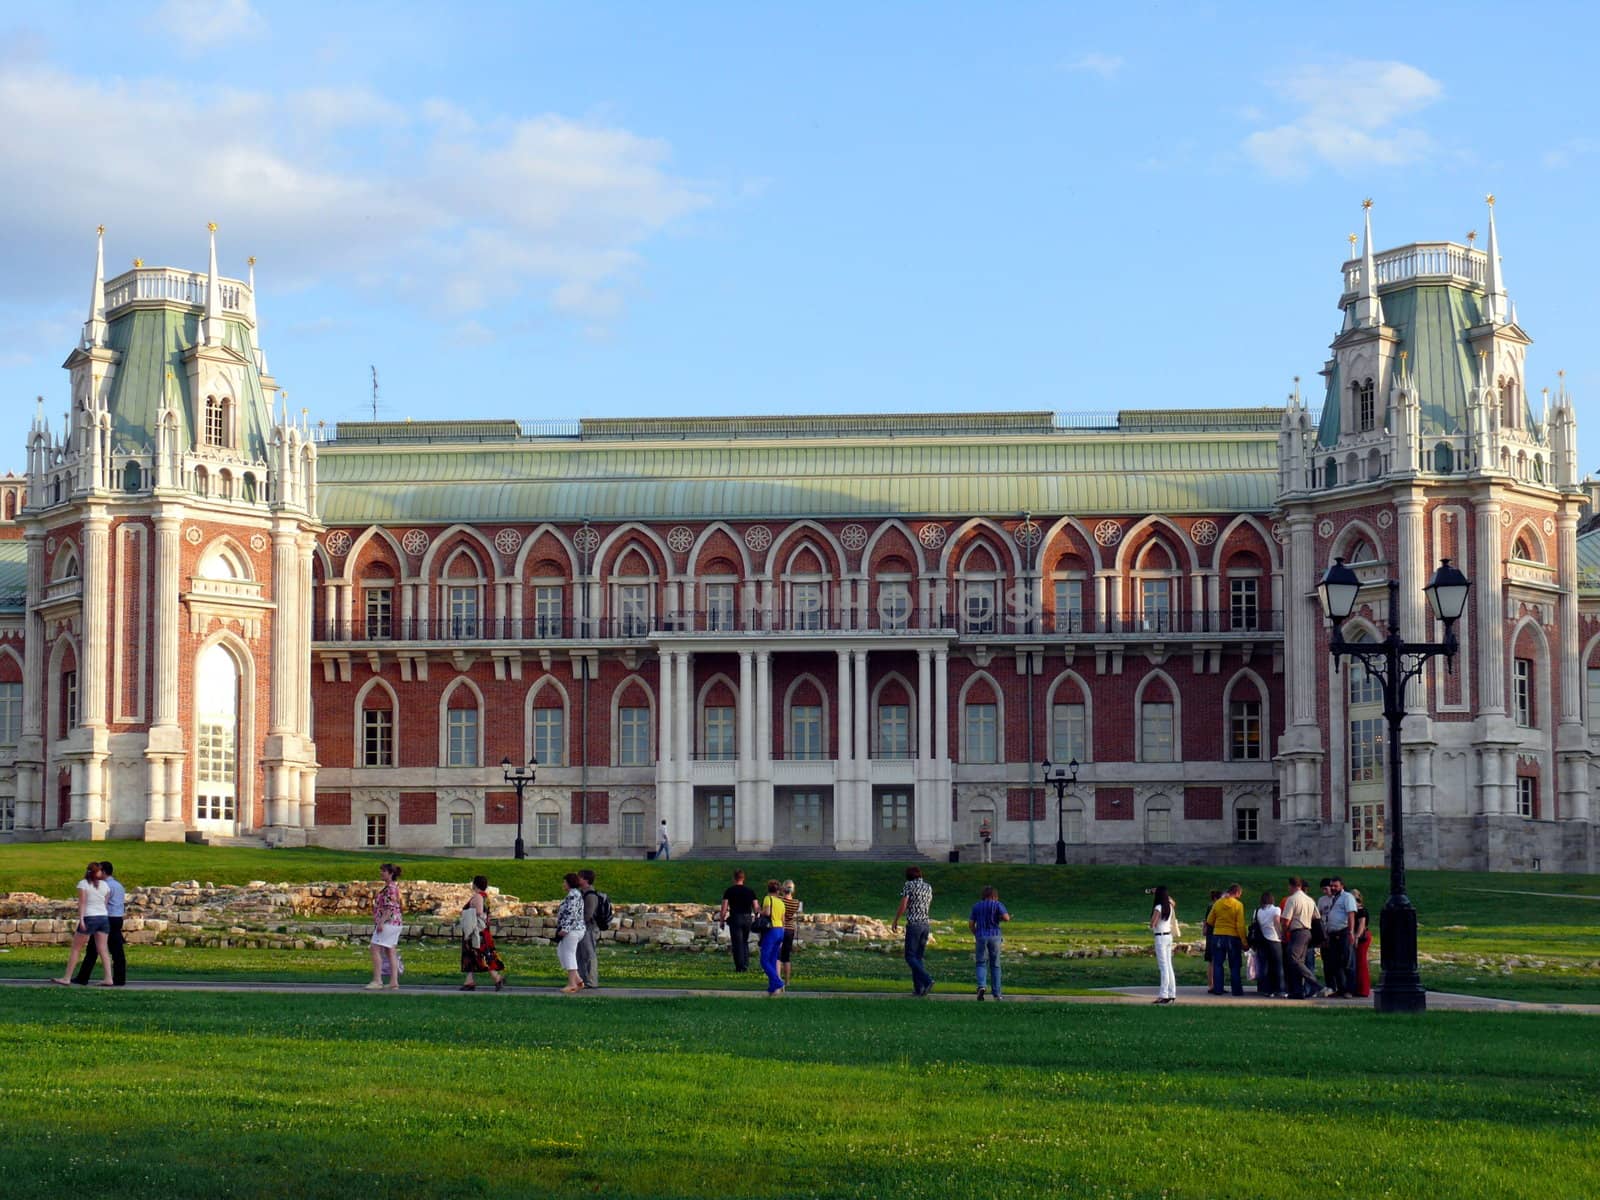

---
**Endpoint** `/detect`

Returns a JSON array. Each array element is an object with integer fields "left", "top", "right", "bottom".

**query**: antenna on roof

[{"left": 371, "top": 365, "right": 380, "bottom": 422}]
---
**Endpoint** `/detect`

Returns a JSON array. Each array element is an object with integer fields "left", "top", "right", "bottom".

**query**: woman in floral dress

[
  {"left": 365, "top": 863, "right": 404, "bottom": 991},
  {"left": 460, "top": 874, "right": 506, "bottom": 992},
  {"left": 555, "top": 873, "right": 587, "bottom": 993}
]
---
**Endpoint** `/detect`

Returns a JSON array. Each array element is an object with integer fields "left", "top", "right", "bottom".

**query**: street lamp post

[
  {"left": 1318, "top": 556, "right": 1470, "bottom": 1014},
  {"left": 501, "top": 756, "right": 538, "bottom": 861},
  {"left": 1041, "top": 757, "right": 1079, "bottom": 866}
]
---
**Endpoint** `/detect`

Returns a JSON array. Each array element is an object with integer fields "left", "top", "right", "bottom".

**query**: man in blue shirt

[
  {"left": 969, "top": 885, "right": 1011, "bottom": 1000},
  {"left": 1321, "top": 876, "right": 1359, "bottom": 998},
  {"left": 73, "top": 860, "right": 126, "bottom": 986}
]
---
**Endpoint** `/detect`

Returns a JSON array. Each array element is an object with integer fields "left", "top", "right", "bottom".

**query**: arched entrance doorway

[{"left": 195, "top": 644, "right": 240, "bottom": 835}]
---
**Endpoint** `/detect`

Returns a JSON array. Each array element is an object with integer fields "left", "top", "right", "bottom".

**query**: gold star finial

[
  {"left": 1348, "top": 232, "right": 1358, "bottom": 248},
  {"left": 1400, "top": 350, "right": 1408, "bottom": 361},
  {"left": 132, "top": 258, "right": 143, "bottom": 268},
  {"left": 1485, "top": 193, "right": 1495, "bottom": 207},
  {"left": 1362, "top": 198, "right": 1373, "bottom": 210},
  {"left": 247, "top": 256, "right": 256, "bottom": 267},
  {"left": 96, "top": 224, "right": 105, "bottom": 236},
  {"left": 207, "top": 221, "right": 217, "bottom": 233},
  {"left": 1467, "top": 230, "right": 1477, "bottom": 244}
]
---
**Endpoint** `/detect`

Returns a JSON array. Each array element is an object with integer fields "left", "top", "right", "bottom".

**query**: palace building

[{"left": 0, "top": 203, "right": 1595, "bottom": 871}]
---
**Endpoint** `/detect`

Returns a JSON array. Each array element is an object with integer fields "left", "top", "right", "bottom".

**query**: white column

[
  {"left": 81, "top": 511, "right": 109, "bottom": 729},
  {"left": 738, "top": 649, "right": 756, "bottom": 838},
  {"left": 853, "top": 648, "right": 870, "bottom": 848},
  {"left": 675, "top": 650, "right": 692, "bottom": 844},
  {"left": 272, "top": 532, "right": 299, "bottom": 734},
  {"left": 755, "top": 649, "right": 773, "bottom": 843},
  {"left": 656, "top": 651, "right": 675, "bottom": 833},
  {"left": 934, "top": 648, "right": 951, "bottom": 844},
  {"left": 834, "top": 649, "right": 854, "bottom": 850}
]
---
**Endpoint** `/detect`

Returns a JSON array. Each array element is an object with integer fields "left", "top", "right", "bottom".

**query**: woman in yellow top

[{"left": 757, "top": 879, "right": 787, "bottom": 995}]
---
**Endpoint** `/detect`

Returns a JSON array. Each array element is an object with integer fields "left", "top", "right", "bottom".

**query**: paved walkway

[{"left": 3, "top": 977, "right": 1596, "bottom": 1012}]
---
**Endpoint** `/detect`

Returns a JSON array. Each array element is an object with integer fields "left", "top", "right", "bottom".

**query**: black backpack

[{"left": 593, "top": 891, "right": 613, "bottom": 931}]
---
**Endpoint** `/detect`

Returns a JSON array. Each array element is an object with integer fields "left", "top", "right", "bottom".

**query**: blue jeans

[
  {"left": 657, "top": 841, "right": 670, "bottom": 861},
  {"left": 903, "top": 923, "right": 933, "bottom": 994},
  {"left": 758, "top": 926, "right": 786, "bottom": 993},
  {"left": 974, "top": 934, "right": 1002, "bottom": 996},
  {"left": 1210, "top": 934, "right": 1243, "bottom": 995}
]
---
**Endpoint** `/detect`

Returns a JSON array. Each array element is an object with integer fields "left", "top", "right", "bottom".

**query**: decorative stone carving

[
  {"left": 1544, "top": 517, "right": 1556, "bottom": 536},
  {"left": 1190, "top": 519, "right": 1218, "bottom": 546},
  {"left": 1270, "top": 521, "right": 1288, "bottom": 544},
  {"left": 918, "top": 523, "right": 947, "bottom": 550},
  {"left": 185, "top": 526, "right": 202, "bottom": 545},
  {"left": 573, "top": 526, "right": 601, "bottom": 556},
  {"left": 1318, "top": 519, "right": 1335, "bottom": 538},
  {"left": 325, "top": 530, "right": 352, "bottom": 557},
  {"left": 840, "top": 524, "right": 868, "bottom": 552},
  {"left": 1093, "top": 520, "right": 1122, "bottom": 547},
  {"left": 1500, "top": 511, "right": 1513, "bottom": 528},
  {"left": 667, "top": 525, "right": 694, "bottom": 554},
  {"left": 249, "top": 534, "right": 267, "bottom": 553},
  {"left": 1014, "top": 520, "right": 1042, "bottom": 549},
  {"left": 45, "top": 536, "right": 55, "bottom": 553},
  {"left": 401, "top": 529, "right": 430, "bottom": 557},
  {"left": 1376, "top": 510, "right": 1394, "bottom": 529},
  {"left": 494, "top": 528, "right": 523, "bottom": 555},
  {"left": 744, "top": 525, "right": 772, "bottom": 552}
]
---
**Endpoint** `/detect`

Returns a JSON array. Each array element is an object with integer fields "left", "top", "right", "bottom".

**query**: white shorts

[
  {"left": 557, "top": 929, "right": 583, "bottom": 971},
  {"left": 370, "top": 923, "right": 403, "bottom": 949}
]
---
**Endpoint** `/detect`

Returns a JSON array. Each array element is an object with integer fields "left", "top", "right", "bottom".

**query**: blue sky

[{"left": 3, "top": 1, "right": 1599, "bottom": 470}]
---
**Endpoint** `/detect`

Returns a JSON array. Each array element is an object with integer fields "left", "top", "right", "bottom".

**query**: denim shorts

[{"left": 78, "top": 915, "right": 110, "bottom": 937}]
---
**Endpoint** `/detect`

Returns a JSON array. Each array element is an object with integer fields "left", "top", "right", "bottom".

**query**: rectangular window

[
  {"left": 362, "top": 708, "right": 394, "bottom": 768},
  {"left": 706, "top": 793, "right": 735, "bottom": 832},
  {"left": 618, "top": 706, "right": 651, "bottom": 765},
  {"left": 535, "top": 811, "right": 559, "bottom": 847},
  {"left": 364, "top": 588, "right": 393, "bottom": 639},
  {"left": 877, "top": 704, "right": 910, "bottom": 758},
  {"left": 532, "top": 707, "right": 564, "bottom": 768},
  {"left": 703, "top": 582, "right": 735, "bottom": 632},
  {"left": 620, "top": 809, "right": 646, "bottom": 846},
  {"left": 447, "top": 587, "right": 478, "bottom": 639},
  {"left": 533, "top": 585, "right": 564, "bottom": 638},
  {"left": 788, "top": 705, "right": 823, "bottom": 760},
  {"left": 447, "top": 707, "right": 478, "bottom": 767},
  {"left": 197, "top": 722, "right": 236, "bottom": 785},
  {"left": 618, "top": 585, "right": 651, "bottom": 637},
  {"left": 63, "top": 670, "right": 79, "bottom": 730},
  {"left": 0, "top": 681, "right": 21, "bottom": 747},
  {"left": 365, "top": 813, "right": 387, "bottom": 847},
  {"left": 1349, "top": 717, "right": 1385, "bottom": 782},
  {"left": 791, "top": 582, "right": 825, "bottom": 631},
  {"left": 1514, "top": 658, "right": 1533, "bottom": 728},
  {"left": 1054, "top": 579, "right": 1084, "bottom": 633},
  {"left": 1051, "top": 702, "right": 1086, "bottom": 764},
  {"left": 1229, "top": 700, "right": 1262, "bottom": 761},
  {"left": 875, "top": 580, "right": 911, "bottom": 631},
  {"left": 205, "top": 401, "right": 225, "bottom": 446},
  {"left": 1229, "top": 578, "right": 1259, "bottom": 631},
  {"left": 1349, "top": 660, "right": 1382, "bottom": 707},
  {"left": 1236, "top": 807, "right": 1260, "bottom": 842},
  {"left": 450, "top": 811, "right": 474, "bottom": 848},
  {"left": 1147, "top": 807, "right": 1171, "bottom": 843},
  {"left": 1140, "top": 702, "right": 1174, "bottom": 762},
  {"left": 879, "top": 791, "right": 910, "bottom": 832},
  {"left": 1140, "top": 580, "right": 1172, "bottom": 632},
  {"left": 965, "top": 703, "right": 998, "bottom": 763},
  {"left": 1064, "top": 806, "right": 1083, "bottom": 844},
  {"left": 1517, "top": 776, "right": 1537, "bottom": 819},
  {"left": 792, "top": 792, "right": 823, "bottom": 834},
  {"left": 1588, "top": 668, "right": 1600, "bottom": 736},
  {"left": 0, "top": 795, "right": 13, "bottom": 834},
  {"left": 703, "top": 705, "right": 735, "bottom": 760},
  {"left": 963, "top": 582, "right": 996, "bottom": 635}
]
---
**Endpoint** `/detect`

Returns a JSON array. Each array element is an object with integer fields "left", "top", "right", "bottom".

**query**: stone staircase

[
  {"left": 184, "top": 832, "right": 272, "bottom": 849},
  {"left": 686, "top": 845, "right": 935, "bottom": 862}
]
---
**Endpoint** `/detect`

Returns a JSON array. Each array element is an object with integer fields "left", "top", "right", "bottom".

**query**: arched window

[
  {"left": 1324, "top": 458, "right": 1339, "bottom": 488},
  {"left": 618, "top": 798, "right": 647, "bottom": 847},
  {"left": 123, "top": 461, "right": 142, "bottom": 493},
  {"left": 1136, "top": 675, "right": 1179, "bottom": 763},
  {"left": 1512, "top": 535, "right": 1539, "bottom": 563},
  {"left": 1146, "top": 799, "right": 1172, "bottom": 844},
  {"left": 195, "top": 644, "right": 239, "bottom": 827},
  {"left": 959, "top": 675, "right": 1002, "bottom": 763},
  {"left": 241, "top": 473, "right": 257, "bottom": 503},
  {"left": 193, "top": 465, "right": 209, "bottom": 497},
  {"left": 1356, "top": 378, "right": 1376, "bottom": 432},
  {"left": 359, "top": 682, "right": 396, "bottom": 768},
  {"left": 449, "top": 801, "right": 475, "bottom": 848},
  {"left": 1433, "top": 442, "right": 1454, "bottom": 474},
  {"left": 442, "top": 683, "right": 481, "bottom": 768},
  {"left": 1499, "top": 377, "right": 1519, "bottom": 430},
  {"left": 529, "top": 682, "right": 567, "bottom": 767},
  {"left": 204, "top": 397, "right": 226, "bottom": 446}
]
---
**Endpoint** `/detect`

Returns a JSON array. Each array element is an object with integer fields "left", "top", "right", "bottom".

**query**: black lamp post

[
  {"left": 501, "top": 755, "right": 538, "bottom": 860},
  {"left": 1318, "top": 556, "right": 1470, "bottom": 1014},
  {"left": 1041, "top": 757, "right": 1079, "bottom": 866}
]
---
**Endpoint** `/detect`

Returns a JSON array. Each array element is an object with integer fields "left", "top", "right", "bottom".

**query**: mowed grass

[
  {"left": 1, "top": 990, "right": 1596, "bottom": 1200},
  {"left": 2, "top": 842, "right": 1598, "bottom": 1001}
]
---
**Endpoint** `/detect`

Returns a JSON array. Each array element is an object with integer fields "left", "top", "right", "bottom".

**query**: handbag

[
  {"left": 753, "top": 913, "right": 774, "bottom": 934},
  {"left": 1309, "top": 915, "right": 1327, "bottom": 949},
  {"left": 1246, "top": 948, "right": 1260, "bottom": 980}
]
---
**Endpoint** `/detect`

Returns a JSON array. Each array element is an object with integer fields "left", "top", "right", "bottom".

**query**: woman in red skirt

[
  {"left": 460, "top": 874, "right": 506, "bottom": 991},
  {"left": 1352, "top": 889, "right": 1372, "bottom": 997}
]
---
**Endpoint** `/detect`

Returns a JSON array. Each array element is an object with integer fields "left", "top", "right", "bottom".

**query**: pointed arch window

[
  {"left": 1500, "top": 377, "right": 1519, "bottom": 430},
  {"left": 203, "top": 396, "right": 233, "bottom": 447},
  {"left": 361, "top": 686, "right": 395, "bottom": 768},
  {"left": 1357, "top": 378, "right": 1376, "bottom": 432},
  {"left": 443, "top": 685, "right": 481, "bottom": 768}
]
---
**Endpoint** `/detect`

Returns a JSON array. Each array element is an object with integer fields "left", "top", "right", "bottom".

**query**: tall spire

[
  {"left": 1484, "top": 194, "right": 1509, "bottom": 325},
  {"left": 82, "top": 224, "right": 108, "bottom": 349},
  {"left": 245, "top": 254, "right": 269, "bottom": 373},
  {"left": 202, "top": 221, "right": 223, "bottom": 346},
  {"left": 1353, "top": 199, "right": 1385, "bottom": 329}
]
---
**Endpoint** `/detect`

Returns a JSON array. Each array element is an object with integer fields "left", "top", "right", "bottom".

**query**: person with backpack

[
  {"left": 577, "top": 868, "right": 611, "bottom": 990},
  {"left": 459, "top": 874, "right": 506, "bottom": 992}
]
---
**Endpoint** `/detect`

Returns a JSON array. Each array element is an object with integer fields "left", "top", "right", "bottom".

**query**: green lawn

[
  {"left": 3, "top": 841, "right": 1598, "bottom": 1002},
  {"left": 1, "top": 990, "right": 1595, "bottom": 1199}
]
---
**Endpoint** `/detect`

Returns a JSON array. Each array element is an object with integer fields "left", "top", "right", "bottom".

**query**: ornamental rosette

[
  {"left": 573, "top": 526, "right": 601, "bottom": 555},
  {"left": 667, "top": 526, "right": 695, "bottom": 554},
  {"left": 744, "top": 525, "right": 772, "bottom": 552},
  {"left": 401, "top": 529, "right": 430, "bottom": 557},
  {"left": 1190, "top": 519, "right": 1218, "bottom": 546},
  {"left": 918, "top": 523, "right": 947, "bottom": 549},
  {"left": 841, "top": 524, "right": 868, "bottom": 552},
  {"left": 325, "top": 530, "right": 352, "bottom": 557},
  {"left": 1014, "top": 520, "right": 1042, "bottom": 549},
  {"left": 1093, "top": 520, "right": 1122, "bottom": 547},
  {"left": 494, "top": 528, "right": 523, "bottom": 556}
]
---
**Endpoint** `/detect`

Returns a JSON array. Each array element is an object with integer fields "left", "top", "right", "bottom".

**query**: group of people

[
  {"left": 50, "top": 860, "right": 127, "bottom": 988},
  {"left": 1149, "top": 875, "right": 1372, "bottom": 1003}
]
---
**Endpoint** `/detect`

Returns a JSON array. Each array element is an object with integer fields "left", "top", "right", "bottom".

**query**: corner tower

[
  {"left": 15, "top": 226, "right": 320, "bottom": 844},
  {"left": 1278, "top": 200, "right": 1588, "bottom": 872}
]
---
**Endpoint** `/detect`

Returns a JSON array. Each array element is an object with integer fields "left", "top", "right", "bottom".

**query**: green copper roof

[
  {"left": 1578, "top": 527, "right": 1600, "bottom": 593},
  {"left": 1318, "top": 284, "right": 1535, "bottom": 449},
  {"left": 317, "top": 422, "right": 1280, "bottom": 523},
  {"left": 100, "top": 311, "right": 274, "bottom": 460},
  {"left": 0, "top": 539, "right": 26, "bottom": 611}
]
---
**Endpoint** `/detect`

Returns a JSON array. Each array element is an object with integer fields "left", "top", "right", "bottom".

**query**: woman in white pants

[
  {"left": 555, "top": 872, "right": 587, "bottom": 993},
  {"left": 1150, "top": 885, "right": 1179, "bottom": 1004}
]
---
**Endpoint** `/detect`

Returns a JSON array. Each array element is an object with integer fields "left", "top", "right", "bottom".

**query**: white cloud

[
  {"left": 1065, "top": 52, "right": 1124, "bottom": 79},
  {"left": 1243, "top": 61, "right": 1443, "bottom": 178},
  {"left": 1543, "top": 137, "right": 1600, "bottom": 169},
  {"left": 153, "top": 0, "right": 266, "bottom": 53},
  {"left": 0, "top": 63, "right": 710, "bottom": 325}
]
